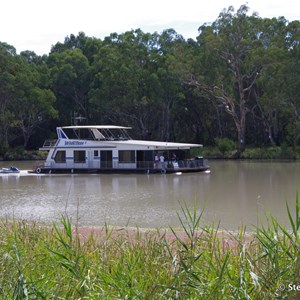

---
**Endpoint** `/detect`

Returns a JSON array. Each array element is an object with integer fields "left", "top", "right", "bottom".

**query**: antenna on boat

[{"left": 71, "top": 112, "right": 86, "bottom": 125}]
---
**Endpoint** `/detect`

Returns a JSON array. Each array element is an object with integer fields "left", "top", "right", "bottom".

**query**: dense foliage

[{"left": 0, "top": 5, "right": 299, "bottom": 156}]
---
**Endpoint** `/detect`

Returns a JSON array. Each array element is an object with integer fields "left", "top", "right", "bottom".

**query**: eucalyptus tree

[
  {"left": 165, "top": 36, "right": 225, "bottom": 144},
  {"left": 151, "top": 29, "right": 189, "bottom": 141},
  {"left": 89, "top": 29, "right": 162, "bottom": 138},
  {"left": 0, "top": 43, "right": 57, "bottom": 150},
  {"left": 48, "top": 48, "right": 91, "bottom": 124},
  {"left": 247, "top": 18, "right": 300, "bottom": 147},
  {"left": 51, "top": 32, "right": 102, "bottom": 64},
  {"left": 50, "top": 32, "right": 87, "bottom": 53},
  {"left": 280, "top": 20, "right": 300, "bottom": 146},
  {"left": 252, "top": 17, "right": 290, "bottom": 145},
  {"left": 0, "top": 43, "right": 18, "bottom": 151},
  {"left": 12, "top": 58, "right": 57, "bottom": 147},
  {"left": 20, "top": 50, "right": 48, "bottom": 65},
  {"left": 190, "top": 5, "right": 268, "bottom": 155}
]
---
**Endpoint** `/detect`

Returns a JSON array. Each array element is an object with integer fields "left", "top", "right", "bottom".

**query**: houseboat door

[
  {"left": 88, "top": 151, "right": 93, "bottom": 168},
  {"left": 137, "top": 150, "right": 154, "bottom": 169},
  {"left": 100, "top": 150, "right": 112, "bottom": 169}
]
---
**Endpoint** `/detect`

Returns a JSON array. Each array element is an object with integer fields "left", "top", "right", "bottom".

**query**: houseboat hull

[{"left": 34, "top": 162, "right": 210, "bottom": 175}]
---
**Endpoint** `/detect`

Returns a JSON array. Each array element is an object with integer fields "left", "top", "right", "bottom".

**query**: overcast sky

[{"left": 1, "top": 0, "right": 299, "bottom": 55}]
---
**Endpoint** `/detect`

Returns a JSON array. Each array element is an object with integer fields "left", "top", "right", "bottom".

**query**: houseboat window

[
  {"left": 119, "top": 150, "right": 135, "bottom": 163},
  {"left": 74, "top": 150, "right": 86, "bottom": 163},
  {"left": 94, "top": 150, "right": 99, "bottom": 157},
  {"left": 54, "top": 150, "right": 66, "bottom": 163}
]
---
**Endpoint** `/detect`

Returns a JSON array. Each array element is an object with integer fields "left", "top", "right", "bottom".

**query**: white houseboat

[{"left": 34, "top": 125, "right": 209, "bottom": 174}]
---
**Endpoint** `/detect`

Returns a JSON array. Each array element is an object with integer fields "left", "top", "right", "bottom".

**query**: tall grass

[{"left": 0, "top": 196, "right": 300, "bottom": 299}]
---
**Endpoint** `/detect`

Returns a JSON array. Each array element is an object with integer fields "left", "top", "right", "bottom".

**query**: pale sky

[{"left": 1, "top": 0, "right": 299, "bottom": 55}]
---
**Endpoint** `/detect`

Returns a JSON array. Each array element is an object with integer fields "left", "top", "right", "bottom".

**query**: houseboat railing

[
  {"left": 42, "top": 139, "right": 58, "bottom": 147},
  {"left": 44, "top": 158, "right": 208, "bottom": 170}
]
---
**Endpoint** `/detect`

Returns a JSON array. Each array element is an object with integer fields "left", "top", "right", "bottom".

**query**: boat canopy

[
  {"left": 58, "top": 125, "right": 132, "bottom": 141},
  {"left": 54, "top": 125, "right": 203, "bottom": 148},
  {"left": 61, "top": 125, "right": 132, "bottom": 130}
]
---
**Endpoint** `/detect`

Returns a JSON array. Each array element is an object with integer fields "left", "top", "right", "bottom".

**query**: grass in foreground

[{"left": 0, "top": 197, "right": 300, "bottom": 299}]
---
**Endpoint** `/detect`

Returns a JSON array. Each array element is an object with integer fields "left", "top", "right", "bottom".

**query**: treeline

[{"left": 0, "top": 5, "right": 299, "bottom": 157}]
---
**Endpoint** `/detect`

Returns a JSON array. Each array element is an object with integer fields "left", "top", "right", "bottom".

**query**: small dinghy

[{"left": 0, "top": 166, "right": 20, "bottom": 174}]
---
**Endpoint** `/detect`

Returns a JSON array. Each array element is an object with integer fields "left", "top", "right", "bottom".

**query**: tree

[
  {"left": 153, "top": 29, "right": 187, "bottom": 141},
  {"left": 189, "top": 5, "right": 266, "bottom": 156},
  {"left": 20, "top": 50, "right": 47, "bottom": 65},
  {"left": 14, "top": 88, "right": 57, "bottom": 148},
  {"left": 48, "top": 48, "right": 91, "bottom": 124},
  {"left": 251, "top": 18, "right": 300, "bottom": 146},
  {"left": 0, "top": 43, "right": 19, "bottom": 151},
  {"left": 51, "top": 32, "right": 102, "bottom": 64},
  {"left": 0, "top": 43, "right": 57, "bottom": 149},
  {"left": 11, "top": 54, "right": 57, "bottom": 147},
  {"left": 89, "top": 29, "right": 161, "bottom": 138},
  {"left": 280, "top": 20, "right": 300, "bottom": 146},
  {"left": 165, "top": 36, "right": 226, "bottom": 144}
]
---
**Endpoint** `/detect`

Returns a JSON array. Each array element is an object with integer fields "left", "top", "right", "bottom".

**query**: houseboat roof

[
  {"left": 54, "top": 125, "right": 203, "bottom": 148},
  {"left": 112, "top": 139, "right": 202, "bottom": 148},
  {"left": 61, "top": 125, "right": 132, "bottom": 130}
]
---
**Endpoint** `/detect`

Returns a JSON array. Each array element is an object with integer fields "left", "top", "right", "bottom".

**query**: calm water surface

[{"left": 0, "top": 160, "right": 299, "bottom": 230}]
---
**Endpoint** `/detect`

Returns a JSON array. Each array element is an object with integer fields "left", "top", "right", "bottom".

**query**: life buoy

[
  {"left": 161, "top": 168, "right": 166, "bottom": 174},
  {"left": 36, "top": 167, "right": 41, "bottom": 174}
]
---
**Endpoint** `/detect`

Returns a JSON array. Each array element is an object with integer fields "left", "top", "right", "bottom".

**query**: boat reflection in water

[{"left": 0, "top": 170, "right": 211, "bottom": 228}]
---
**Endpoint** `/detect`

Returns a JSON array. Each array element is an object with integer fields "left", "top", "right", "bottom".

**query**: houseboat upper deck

[{"left": 35, "top": 125, "right": 209, "bottom": 174}]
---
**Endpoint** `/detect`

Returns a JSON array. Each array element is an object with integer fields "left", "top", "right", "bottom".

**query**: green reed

[{"left": 0, "top": 195, "right": 300, "bottom": 299}]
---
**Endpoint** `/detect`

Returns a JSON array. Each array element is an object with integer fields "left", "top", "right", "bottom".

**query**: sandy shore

[{"left": 73, "top": 225, "right": 255, "bottom": 251}]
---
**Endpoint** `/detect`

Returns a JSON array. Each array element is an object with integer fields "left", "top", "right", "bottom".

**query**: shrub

[
  {"left": 215, "top": 138, "right": 236, "bottom": 157},
  {"left": 241, "top": 146, "right": 296, "bottom": 159}
]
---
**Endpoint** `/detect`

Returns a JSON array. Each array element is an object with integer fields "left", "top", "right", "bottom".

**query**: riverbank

[
  {"left": 0, "top": 148, "right": 47, "bottom": 161},
  {"left": 1, "top": 199, "right": 300, "bottom": 299},
  {"left": 198, "top": 145, "right": 299, "bottom": 160}
]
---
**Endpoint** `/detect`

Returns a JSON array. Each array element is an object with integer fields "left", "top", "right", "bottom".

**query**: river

[{"left": 0, "top": 160, "right": 299, "bottom": 230}]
